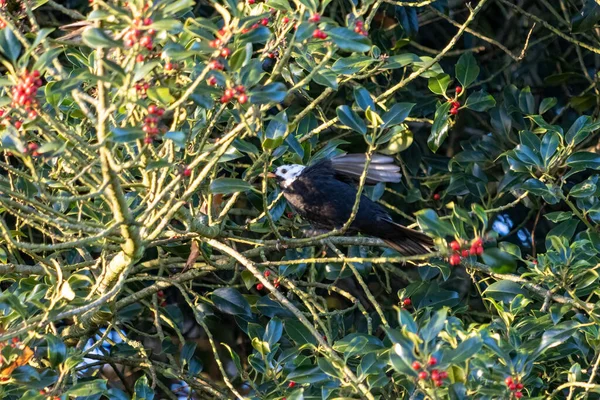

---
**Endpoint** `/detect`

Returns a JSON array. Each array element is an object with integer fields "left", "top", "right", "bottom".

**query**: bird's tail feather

[
  {"left": 381, "top": 220, "right": 433, "bottom": 256},
  {"left": 331, "top": 153, "right": 401, "bottom": 184}
]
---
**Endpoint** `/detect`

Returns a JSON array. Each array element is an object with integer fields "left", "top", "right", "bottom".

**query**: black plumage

[{"left": 274, "top": 154, "right": 433, "bottom": 256}]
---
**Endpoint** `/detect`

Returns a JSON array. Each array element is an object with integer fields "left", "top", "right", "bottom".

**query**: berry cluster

[
  {"left": 505, "top": 377, "right": 524, "bottom": 398},
  {"left": 208, "top": 29, "right": 233, "bottom": 58},
  {"left": 448, "top": 238, "right": 484, "bottom": 265},
  {"left": 25, "top": 142, "right": 40, "bottom": 157},
  {"left": 143, "top": 104, "right": 164, "bottom": 143},
  {"left": 450, "top": 86, "right": 463, "bottom": 115},
  {"left": 313, "top": 29, "right": 328, "bottom": 39},
  {"left": 135, "top": 80, "right": 150, "bottom": 98},
  {"left": 124, "top": 18, "right": 155, "bottom": 49},
  {"left": 256, "top": 269, "right": 280, "bottom": 290},
  {"left": 220, "top": 85, "right": 247, "bottom": 104},
  {"left": 413, "top": 357, "right": 448, "bottom": 387},
  {"left": 354, "top": 20, "right": 368, "bottom": 36},
  {"left": 11, "top": 69, "right": 42, "bottom": 119}
]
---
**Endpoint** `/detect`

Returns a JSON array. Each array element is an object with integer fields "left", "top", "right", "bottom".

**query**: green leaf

[
  {"left": 0, "top": 28, "right": 22, "bottom": 62},
  {"left": 110, "top": 127, "right": 145, "bottom": 143},
  {"left": 420, "top": 309, "right": 447, "bottom": 343},
  {"left": 147, "top": 87, "right": 175, "bottom": 105},
  {"left": 390, "top": 342, "right": 418, "bottom": 376},
  {"left": 250, "top": 82, "right": 287, "bottom": 104},
  {"left": 535, "top": 321, "right": 579, "bottom": 357},
  {"left": 381, "top": 103, "right": 415, "bottom": 128},
  {"left": 354, "top": 86, "right": 375, "bottom": 112},
  {"left": 150, "top": 19, "right": 183, "bottom": 33},
  {"left": 544, "top": 211, "right": 574, "bottom": 223},
  {"left": 415, "top": 208, "right": 455, "bottom": 237},
  {"left": 326, "top": 27, "right": 371, "bottom": 52},
  {"left": 82, "top": 27, "right": 120, "bottom": 49},
  {"left": 181, "top": 342, "right": 197, "bottom": 365},
  {"left": 67, "top": 380, "right": 108, "bottom": 396},
  {"left": 427, "top": 102, "right": 451, "bottom": 152},
  {"left": 313, "top": 69, "right": 338, "bottom": 89},
  {"left": 570, "top": 179, "right": 597, "bottom": 198},
  {"left": 229, "top": 44, "right": 251, "bottom": 71},
  {"left": 164, "top": 131, "right": 186, "bottom": 148},
  {"left": 484, "top": 280, "right": 527, "bottom": 302},
  {"left": 519, "top": 86, "right": 535, "bottom": 114},
  {"left": 46, "top": 334, "right": 66, "bottom": 367},
  {"left": 210, "top": 178, "right": 252, "bottom": 194},
  {"left": 539, "top": 97, "right": 557, "bottom": 114},
  {"left": 284, "top": 319, "right": 317, "bottom": 346},
  {"left": 540, "top": 131, "right": 560, "bottom": 165},
  {"left": 464, "top": 90, "right": 496, "bottom": 112},
  {"left": 546, "top": 219, "right": 579, "bottom": 248},
  {"left": 379, "top": 126, "right": 413, "bottom": 154},
  {"left": 211, "top": 287, "right": 252, "bottom": 317},
  {"left": 336, "top": 105, "right": 367, "bottom": 135},
  {"left": 571, "top": 0, "right": 600, "bottom": 33},
  {"left": 481, "top": 248, "right": 517, "bottom": 274},
  {"left": 331, "top": 55, "right": 375, "bottom": 74},
  {"left": 455, "top": 52, "right": 479, "bottom": 88},
  {"left": 566, "top": 115, "right": 592, "bottom": 145},
  {"left": 133, "top": 376, "right": 154, "bottom": 400},
  {"left": 287, "top": 366, "right": 329, "bottom": 384},
  {"left": 567, "top": 152, "right": 600, "bottom": 171},
  {"left": 447, "top": 335, "right": 482, "bottom": 364},
  {"left": 428, "top": 73, "right": 451, "bottom": 95},
  {"left": 263, "top": 318, "right": 283, "bottom": 348}
]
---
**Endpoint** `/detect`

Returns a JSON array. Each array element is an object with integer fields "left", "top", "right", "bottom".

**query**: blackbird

[{"left": 271, "top": 154, "right": 433, "bottom": 255}]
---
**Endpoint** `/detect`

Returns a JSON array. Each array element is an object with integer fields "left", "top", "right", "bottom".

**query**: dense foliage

[{"left": 1, "top": 0, "right": 600, "bottom": 398}]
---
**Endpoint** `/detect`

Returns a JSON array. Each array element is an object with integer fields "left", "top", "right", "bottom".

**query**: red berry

[
  {"left": 452, "top": 101, "right": 460, "bottom": 107},
  {"left": 247, "top": 0, "right": 255, "bottom": 4},
  {"left": 313, "top": 29, "right": 327, "bottom": 39},
  {"left": 156, "top": 108, "right": 164, "bottom": 117},
  {"left": 469, "top": 246, "right": 478, "bottom": 256},
  {"left": 144, "top": 136, "right": 153, "bottom": 144},
  {"left": 532, "top": 259, "right": 538, "bottom": 265},
  {"left": 473, "top": 238, "right": 483, "bottom": 247},
  {"left": 431, "top": 370, "right": 440, "bottom": 380},
  {"left": 288, "top": 381, "right": 296, "bottom": 388},
  {"left": 515, "top": 391, "right": 523, "bottom": 399},
  {"left": 220, "top": 95, "right": 231, "bottom": 103},
  {"left": 516, "top": 383, "right": 524, "bottom": 390},
  {"left": 11, "top": 337, "right": 18, "bottom": 344},
  {"left": 461, "top": 249, "right": 469, "bottom": 257},
  {"left": 412, "top": 361, "right": 421, "bottom": 370},
  {"left": 354, "top": 26, "right": 362, "bottom": 34},
  {"left": 220, "top": 48, "right": 231, "bottom": 58},
  {"left": 450, "top": 240, "right": 461, "bottom": 251},
  {"left": 207, "top": 76, "right": 218, "bottom": 86},
  {"left": 27, "top": 110, "right": 37, "bottom": 119},
  {"left": 143, "top": 18, "right": 152, "bottom": 26},
  {"left": 508, "top": 383, "right": 517, "bottom": 391},
  {"left": 225, "top": 88, "right": 236, "bottom": 98},
  {"left": 428, "top": 356, "right": 437, "bottom": 366},
  {"left": 434, "top": 379, "right": 443, "bottom": 387},
  {"left": 264, "top": 270, "right": 271, "bottom": 277},
  {"left": 237, "top": 93, "right": 248, "bottom": 104},
  {"left": 14, "top": 120, "right": 22, "bottom": 129},
  {"left": 182, "top": 168, "right": 191, "bottom": 177},
  {"left": 140, "top": 35, "right": 152, "bottom": 48},
  {"left": 282, "top": 16, "right": 290, "bottom": 24},
  {"left": 308, "top": 13, "right": 320, "bottom": 23},
  {"left": 418, "top": 371, "right": 428, "bottom": 380},
  {"left": 439, "top": 371, "right": 448, "bottom": 379},
  {"left": 433, "top": 193, "right": 441, "bottom": 200},
  {"left": 356, "top": 20, "right": 364, "bottom": 28},
  {"left": 208, "top": 60, "right": 224, "bottom": 70},
  {"left": 157, "top": 290, "right": 164, "bottom": 297},
  {"left": 402, "top": 298, "right": 411, "bottom": 307},
  {"left": 165, "top": 62, "right": 174, "bottom": 71},
  {"left": 136, "top": 54, "right": 145, "bottom": 62},
  {"left": 449, "top": 254, "right": 461, "bottom": 265},
  {"left": 261, "top": 18, "right": 269, "bottom": 26},
  {"left": 235, "top": 85, "right": 246, "bottom": 93},
  {"left": 274, "top": 280, "right": 280, "bottom": 288},
  {"left": 32, "top": 70, "right": 40, "bottom": 78},
  {"left": 256, "top": 283, "right": 264, "bottom": 290},
  {"left": 450, "top": 107, "right": 459, "bottom": 115},
  {"left": 209, "top": 39, "right": 220, "bottom": 48},
  {"left": 148, "top": 104, "right": 157, "bottom": 114},
  {"left": 476, "top": 246, "right": 484, "bottom": 255},
  {"left": 505, "top": 377, "right": 514, "bottom": 386},
  {"left": 456, "top": 86, "right": 462, "bottom": 94}
]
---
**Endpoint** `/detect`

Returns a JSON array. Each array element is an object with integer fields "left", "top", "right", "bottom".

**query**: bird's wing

[{"left": 330, "top": 153, "right": 401, "bottom": 184}]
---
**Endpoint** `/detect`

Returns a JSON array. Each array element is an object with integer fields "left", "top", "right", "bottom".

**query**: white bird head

[{"left": 273, "top": 164, "right": 305, "bottom": 188}]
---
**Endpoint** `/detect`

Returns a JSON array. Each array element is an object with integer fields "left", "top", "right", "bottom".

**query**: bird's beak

[{"left": 260, "top": 172, "right": 277, "bottom": 179}]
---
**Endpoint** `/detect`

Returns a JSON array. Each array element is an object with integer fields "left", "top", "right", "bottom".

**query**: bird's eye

[{"left": 281, "top": 168, "right": 287, "bottom": 174}]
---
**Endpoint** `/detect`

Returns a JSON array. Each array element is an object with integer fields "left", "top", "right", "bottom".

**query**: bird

[{"left": 269, "top": 153, "right": 433, "bottom": 256}]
